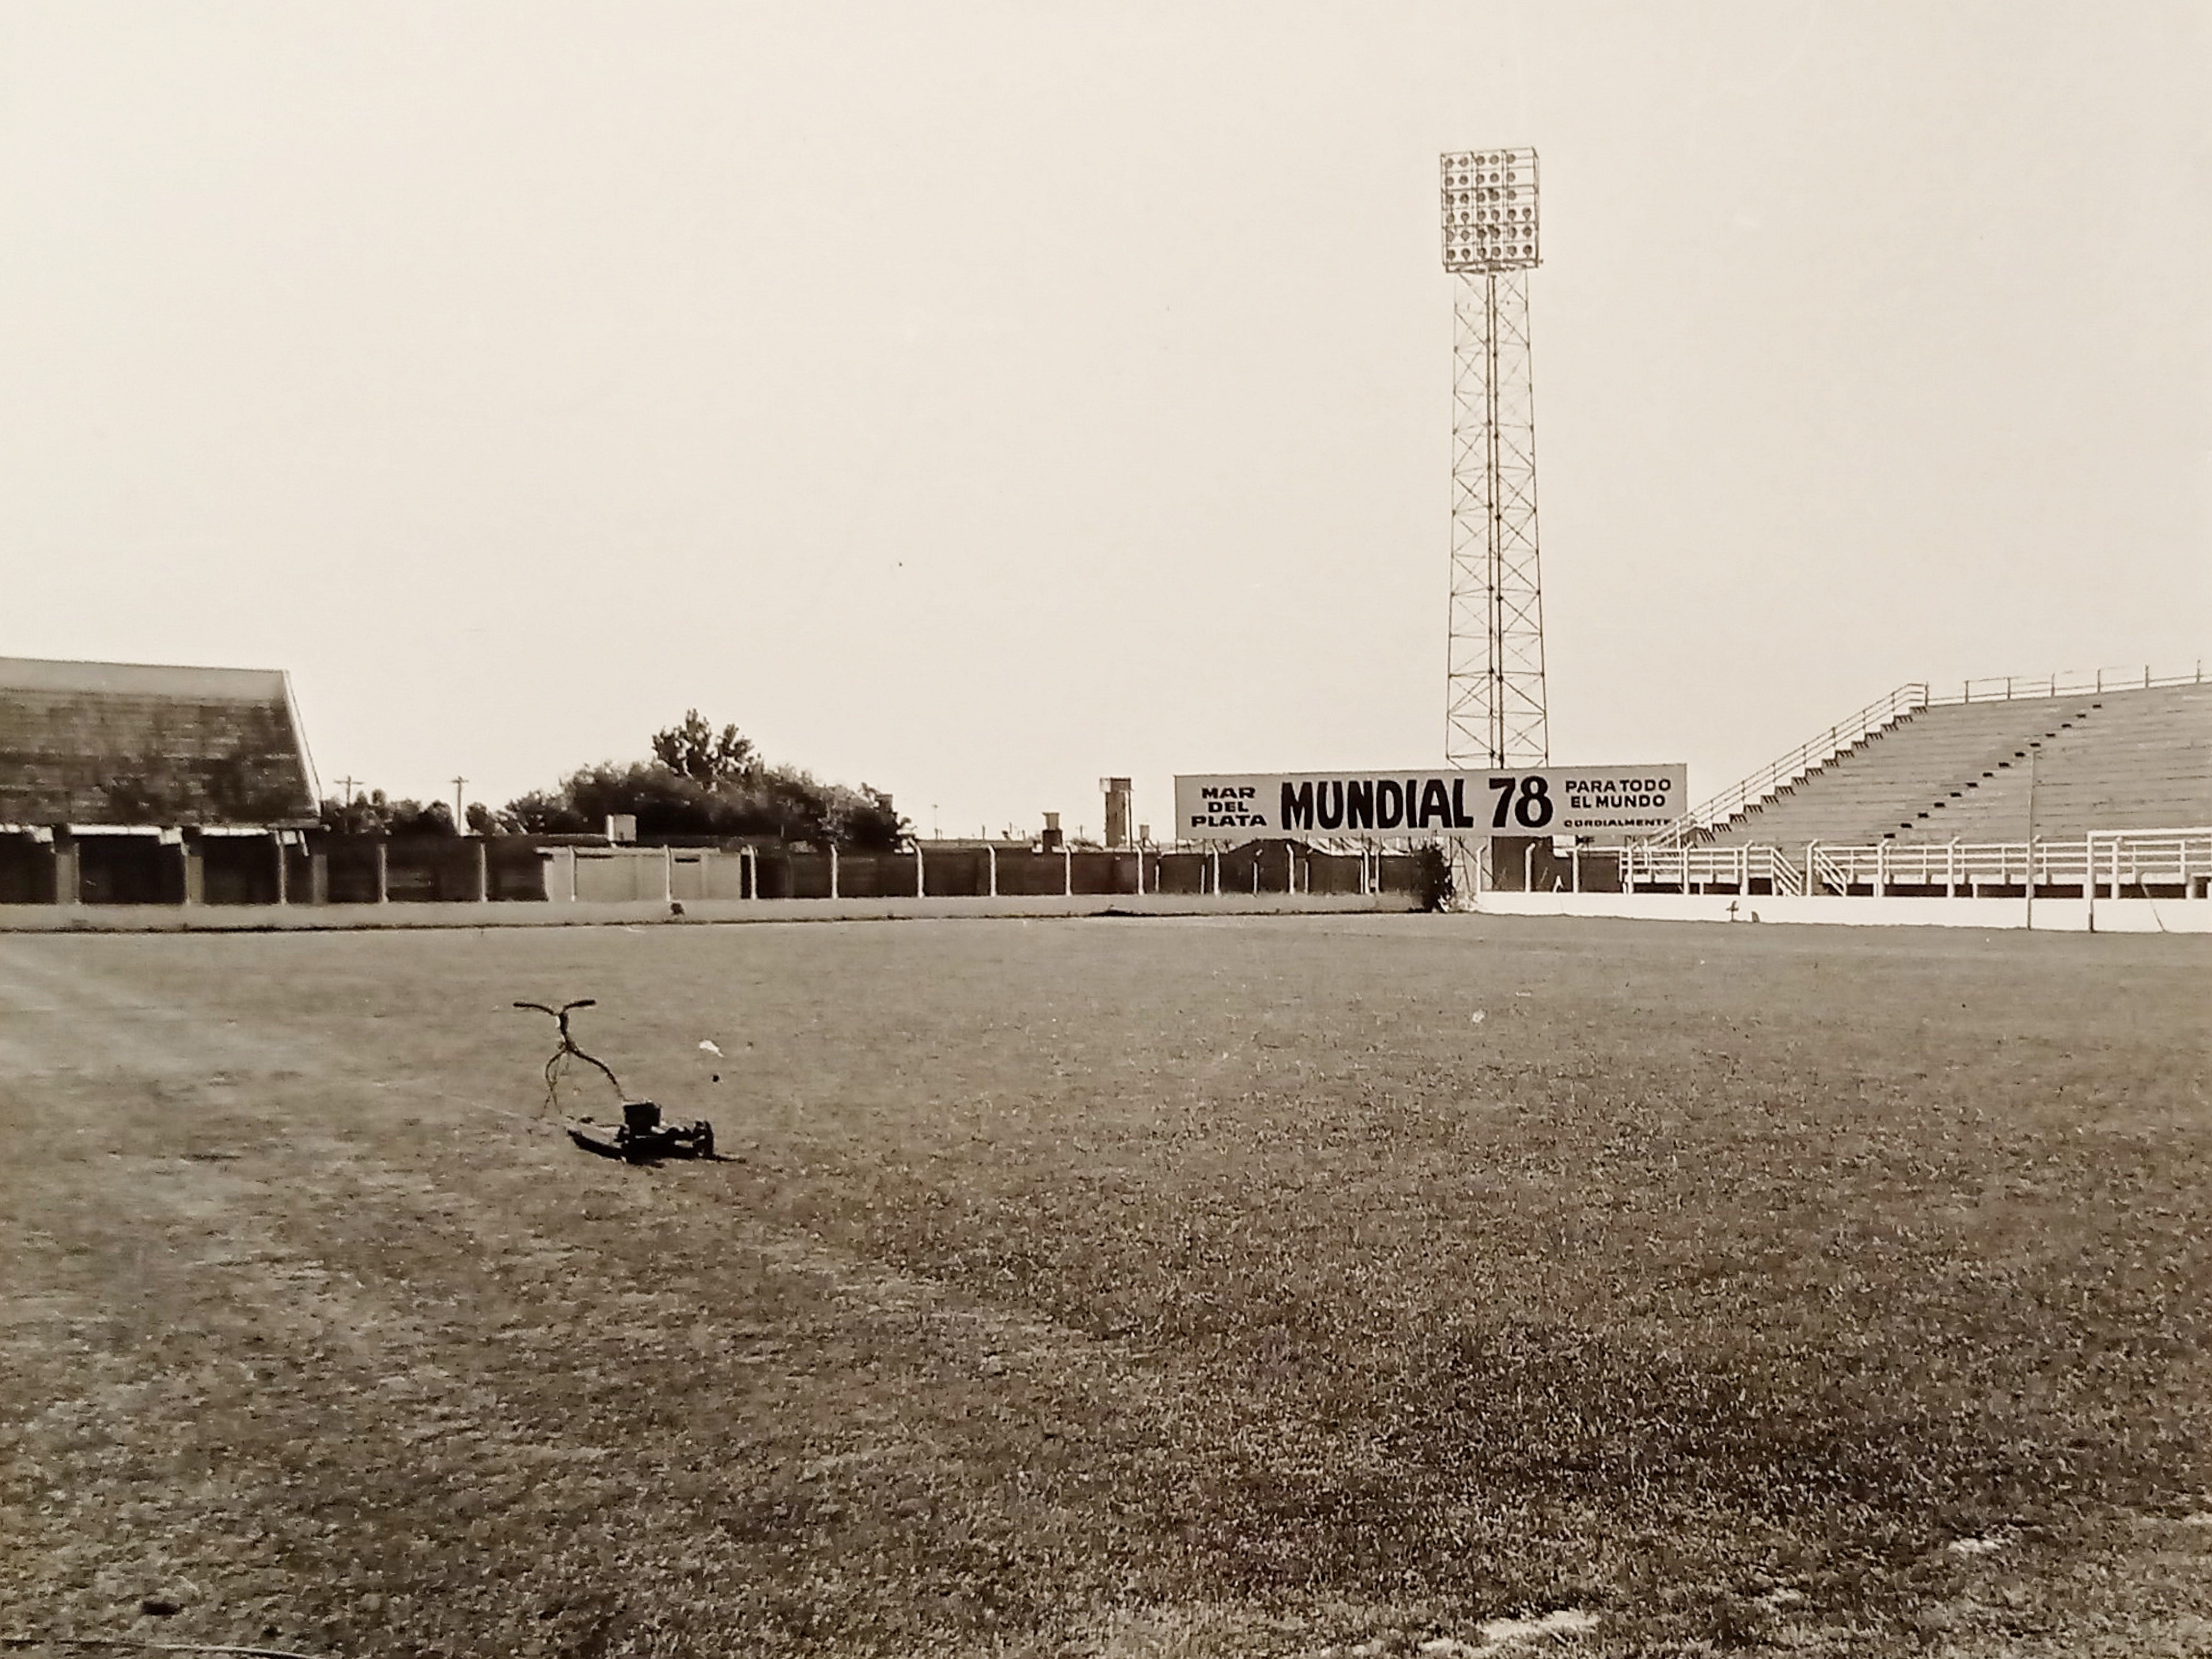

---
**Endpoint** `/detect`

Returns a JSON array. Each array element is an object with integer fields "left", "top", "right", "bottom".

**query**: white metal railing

[
  {"left": 1802, "top": 831, "right": 2211, "bottom": 893},
  {"left": 1802, "top": 839, "right": 2067, "bottom": 893},
  {"left": 1618, "top": 829, "right": 2210, "bottom": 897},
  {"left": 2085, "top": 828, "right": 2212, "bottom": 895},
  {"left": 1620, "top": 842, "right": 1800, "bottom": 893},
  {"left": 1642, "top": 682, "right": 1929, "bottom": 850},
  {"left": 1938, "top": 662, "right": 2206, "bottom": 706}
]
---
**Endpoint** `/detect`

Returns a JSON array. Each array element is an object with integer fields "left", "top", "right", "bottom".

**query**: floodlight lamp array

[{"left": 1441, "top": 147, "right": 1539, "bottom": 272}]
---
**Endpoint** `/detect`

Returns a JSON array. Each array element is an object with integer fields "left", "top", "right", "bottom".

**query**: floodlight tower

[{"left": 1441, "top": 147, "right": 1547, "bottom": 773}]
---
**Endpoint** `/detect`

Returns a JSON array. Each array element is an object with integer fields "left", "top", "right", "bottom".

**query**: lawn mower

[{"left": 514, "top": 998, "right": 717, "bottom": 1162}]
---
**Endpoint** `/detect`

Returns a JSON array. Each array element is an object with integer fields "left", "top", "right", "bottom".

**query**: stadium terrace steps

[
  {"left": 1889, "top": 682, "right": 2212, "bottom": 844},
  {"left": 1697, "top": 681, "right": 2212, "bottom": 854}
]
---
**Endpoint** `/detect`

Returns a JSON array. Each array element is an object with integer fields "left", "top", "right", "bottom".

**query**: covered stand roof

[{"left": 0, "top": 656, "right": 319, "bottom": 828}]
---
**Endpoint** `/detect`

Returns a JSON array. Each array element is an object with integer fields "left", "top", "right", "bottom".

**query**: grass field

[{"left": 2, "top": 915, "right": 2207, "bottom": 1657}]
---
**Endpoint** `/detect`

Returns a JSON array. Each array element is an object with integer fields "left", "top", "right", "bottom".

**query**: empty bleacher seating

[
  {"left": 1697, "top": 680, "right": 2211, "bottom": 854},
  {"left": 0, "top": 657, "right": 317, "bottom": 827}
]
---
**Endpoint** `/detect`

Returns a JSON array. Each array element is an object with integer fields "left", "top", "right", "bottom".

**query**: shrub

[{"left": 1413, "top": 841, "right": 1455, "bottom": 911}]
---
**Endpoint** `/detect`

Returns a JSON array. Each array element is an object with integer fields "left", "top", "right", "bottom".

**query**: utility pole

[{"left": 335, "top": 777, "right": 357, "bottom": 807}]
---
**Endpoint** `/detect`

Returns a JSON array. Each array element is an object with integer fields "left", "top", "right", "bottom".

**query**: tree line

[{"left": 318, "top": 711, "right": 909, "bottom": 850}]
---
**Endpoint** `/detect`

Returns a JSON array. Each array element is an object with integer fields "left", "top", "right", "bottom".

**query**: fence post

[
  {"left": 913, "top": 843, "right": 925, "bottom": 897},
  {"left": 987, "top": 843, "right": 998, "bottom": 898},
  {"left": 1063, "top": 846, "right": 1072, "bottom": 897},
  {"left": 1873, "top": 840, "right": 1886, "bottom": 899},
  {"left": 2085, "top": 835, "right": 2096, "bottom": 933},
  {"left": 830, "top": 845, "right": 839, "bottom": 900}
]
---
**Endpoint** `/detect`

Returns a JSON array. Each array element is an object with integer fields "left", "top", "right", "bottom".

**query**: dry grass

[{"left": 1, "top": 914, "right": 2207, "bottom": 1657}]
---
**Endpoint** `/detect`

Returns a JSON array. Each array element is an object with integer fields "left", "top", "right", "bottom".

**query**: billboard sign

[{"left": 1173, "top": 766, "right": 1685, "bottom": 842}]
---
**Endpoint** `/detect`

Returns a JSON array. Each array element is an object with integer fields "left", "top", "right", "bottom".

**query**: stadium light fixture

[{"left": 1440, "top": 147, "right": 1540, "bottom": 274}]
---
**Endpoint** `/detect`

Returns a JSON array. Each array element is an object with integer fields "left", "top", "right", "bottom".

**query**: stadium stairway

[{"left": 1696, "top": 680, "right": 2212, "bottom": 855}]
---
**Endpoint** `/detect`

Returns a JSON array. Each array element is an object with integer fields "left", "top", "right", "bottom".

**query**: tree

[
  {"left": 318, "top": 790, "right": 458, "bottom": 836},
  {"left": 501, "top": 788, "right": 591, "bottom": 835},
  {"left": 650, "top": 710, "right": 756, "bottom": 785},
  {"left": 497, "top": 717, "right": 912, "bottom": 850},
  {"left": 1412, "top": 841, "right": 1455, "bottom": 911},
  {"left": 824, "top": 783, "right": 905, "bottom": 852}
]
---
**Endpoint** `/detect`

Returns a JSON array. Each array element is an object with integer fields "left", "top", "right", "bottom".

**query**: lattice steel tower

[{"left": 1442, "top": 147, "right": 1547, "bottom": 771}]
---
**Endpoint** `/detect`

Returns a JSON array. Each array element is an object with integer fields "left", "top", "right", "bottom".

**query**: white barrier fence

[
  {"left": 1621, "top": 828, "right": 2211, "bottom": 899},
  {"left": 1619, "top": 842, "right": 1806, "bottom": 896}
]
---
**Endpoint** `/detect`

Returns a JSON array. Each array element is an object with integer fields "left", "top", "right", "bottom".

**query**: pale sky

[{"left": 3, "top": 2, "right": 2205, "bottom": 840}]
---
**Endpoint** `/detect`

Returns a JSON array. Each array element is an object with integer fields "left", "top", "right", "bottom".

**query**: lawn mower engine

[{"left": 575, "top": 1099, "right": 715, "bottom": 1162}]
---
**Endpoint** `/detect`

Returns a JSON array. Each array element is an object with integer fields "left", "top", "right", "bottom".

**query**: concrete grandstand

[
  {"left": 0, "top": 656, "right": 318, "bottom": 904},
  {"left": 1695, "top": 676, "right": 2211, "bottom": 854},
  {"left": 1580, "top": 667, "right": 2211, "bottom": 919}
]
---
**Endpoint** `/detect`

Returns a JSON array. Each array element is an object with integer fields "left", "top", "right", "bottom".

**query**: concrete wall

[
  {"left": 1488, "top": 835, "right": 1625, "bottom": 893},
  {"left": 573, "top": 848, "right": 668, "bottom": 904},
  {"left": 2, "top": 834, "right": 1418, "bottom": 922},
  {"left": 0, "top": 891, "right": 1416, "bottom": 933}
]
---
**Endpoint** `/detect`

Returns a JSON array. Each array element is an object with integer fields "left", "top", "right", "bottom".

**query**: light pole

[{"left": 1442, "top": 145, "right": 1547, "bottom": 895}]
